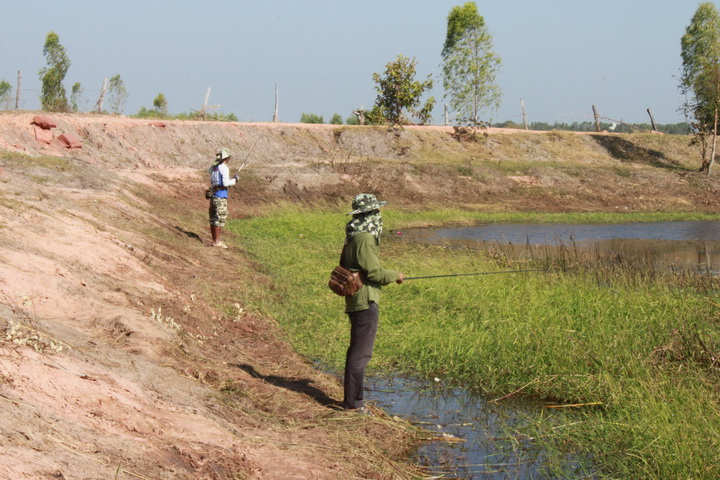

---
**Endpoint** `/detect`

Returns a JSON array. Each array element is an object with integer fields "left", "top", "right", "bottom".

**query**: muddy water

[
  {"left": 398, "top": 220, "right": 720, "bottom": 272},
  {"left": 366, "top": 374, "right": 587, "bottom": 479}
]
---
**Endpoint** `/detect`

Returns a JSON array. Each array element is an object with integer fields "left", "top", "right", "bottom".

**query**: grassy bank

[{"left": 229, "top": 206, "right": 720, "bottom": 478}]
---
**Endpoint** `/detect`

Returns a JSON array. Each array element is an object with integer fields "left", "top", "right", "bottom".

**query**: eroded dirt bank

[{"left": 0, "top": 112, "right": 718, "bottom": 479}]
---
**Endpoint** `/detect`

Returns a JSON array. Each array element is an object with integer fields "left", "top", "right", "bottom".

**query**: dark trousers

[{"left": 343, "top": 302, "right": 379, "bottom": 409}]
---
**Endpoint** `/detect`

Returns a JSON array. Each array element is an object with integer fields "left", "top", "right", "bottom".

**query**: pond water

[
  {"left": 366, "top": 374, "right": 590, "bottom": 479},
  {"left": 397, "top": 220, "right": 720, "bottom": 272}
]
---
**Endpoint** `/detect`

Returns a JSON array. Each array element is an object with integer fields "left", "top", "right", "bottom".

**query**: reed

[{"left": 228, "top": 207, "right": 720, "bottom": 479}]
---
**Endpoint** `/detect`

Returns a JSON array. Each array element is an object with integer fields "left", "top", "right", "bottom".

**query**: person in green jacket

[{"left": 340, "top": 193, "right": 404, "bottom": 412}]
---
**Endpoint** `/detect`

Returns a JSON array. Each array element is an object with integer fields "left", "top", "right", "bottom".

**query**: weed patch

[{"left": 229, "top": 206, "right": 720, "bottom": 479}]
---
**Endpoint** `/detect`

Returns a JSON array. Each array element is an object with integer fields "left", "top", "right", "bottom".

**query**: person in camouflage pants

[{"left": 208, "top": 148, "right": 238, "bottom": 248}]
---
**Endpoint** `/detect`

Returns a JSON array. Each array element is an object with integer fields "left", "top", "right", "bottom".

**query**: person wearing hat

[
  {"left": 208, "top": 148, "right": 239, "bottom": 248},
  {"left": 340, "top": 193, "right": 404, "bottom": 412}
]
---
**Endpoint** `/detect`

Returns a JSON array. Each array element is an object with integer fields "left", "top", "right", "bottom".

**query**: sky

[{"left": 0, "top": 1, "right": 710, "bottom": 125}]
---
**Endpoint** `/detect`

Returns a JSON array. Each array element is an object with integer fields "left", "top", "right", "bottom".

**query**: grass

[{"left": 228, "top": 205, "right": 720, "bottom": 478}]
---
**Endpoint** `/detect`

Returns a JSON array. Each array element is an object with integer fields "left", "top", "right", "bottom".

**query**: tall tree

[
  {"left": 441, "top": 2, "right": 501, "bottom": 127},
  {"left": 680, "top": 2, "right": 720, "bottom": 174},
  {"left": 39, "top": 31, "right": 71, "bottom": 112},
  {"left": 372, "top": 54, "right": 435, "bottom": 126},
  {"left": 70, "top": 82, "right": 83, "bottom": 112},
  {"left": 107, "top": 74, "right": 128, "bottom": 114}
]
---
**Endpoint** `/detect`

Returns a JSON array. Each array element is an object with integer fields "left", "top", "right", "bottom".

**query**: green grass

[{"left": 228, "top": 206, "right": 720, "bottom": 478}]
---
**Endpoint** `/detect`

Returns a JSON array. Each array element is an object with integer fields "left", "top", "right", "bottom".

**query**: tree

[
  {"left": 300, "top": 112, "right": 323, "bottom": 124},
  {"left": 39, "top": 31, "right": 71, "bottom": 112},
  {"left": 330, "top": 113, "right": 343, "bottom": 125},
  {"left": 680, "top": 2, "right": 720, "bottom": 174},
  {"left": 372, "top": 55, "right": 435, "bottom": 126},
  {"left": 0, "top": 80, "right": 13, "bottom": 110},
  {"left": 441, "top": 2, "right": 501, "bottom": 127},
  {"left": 153, "top": 93, "right": 168, "bottom": 116},
  {"left": 107, "top": 74, "right": 128, "bottom": 114},
  {"left": 70, "top": 82, "right": 83, "bottom": 112}
]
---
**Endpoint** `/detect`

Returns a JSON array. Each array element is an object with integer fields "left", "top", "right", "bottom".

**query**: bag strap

[{"left": 339, "top": 242, "right": 347, "bottom": 268}]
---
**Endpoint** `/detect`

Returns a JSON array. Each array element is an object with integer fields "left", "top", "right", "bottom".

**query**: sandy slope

[{"left": 0, "top": 113, "right": 419, "bottom": 479}]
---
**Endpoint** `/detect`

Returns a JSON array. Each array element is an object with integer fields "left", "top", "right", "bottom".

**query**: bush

[
  {"left": 330, "top": 113, "right": 343, "bottom": 125},
  {"left": 300, "top": 112, "right": 324, "bottom": 124}
]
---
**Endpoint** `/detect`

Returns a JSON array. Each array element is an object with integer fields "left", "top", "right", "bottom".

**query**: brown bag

[{"left": 328, "top": 264, "right": 363, "bottom": 296}]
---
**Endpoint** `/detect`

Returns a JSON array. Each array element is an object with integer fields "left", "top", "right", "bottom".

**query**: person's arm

[
  {"left": 219, "top": 163, "right": 237, "bottom": 187},
  {"left": 354, "top": 234, "right": 401, "bottom": 285}
]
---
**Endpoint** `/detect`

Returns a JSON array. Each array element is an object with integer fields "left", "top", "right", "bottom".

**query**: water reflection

[
  {"left": 367, "top": 375, "right": 589, "bottom": 479},
  {"left": 398, "top": 221, "right": 720, "bottom": 272}
]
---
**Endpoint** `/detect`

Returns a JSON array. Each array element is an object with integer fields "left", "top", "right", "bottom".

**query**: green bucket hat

[{"left": 348, "top": 193, "right": 387, "bottom": 215}]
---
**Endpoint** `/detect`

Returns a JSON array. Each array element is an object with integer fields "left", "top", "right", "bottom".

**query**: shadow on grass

[
  {"left": 232, "top": 363, "right": 339, "bottom": 407},
  {"left": 590, "top": 134, "right": 684, "bottom": 170}
]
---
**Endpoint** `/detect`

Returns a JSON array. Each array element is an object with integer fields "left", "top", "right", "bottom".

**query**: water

[
  {"left": 366, "top": 375, "right": 590, "bottom": 479},
  {"left": 398, "top": 220, "right": 720, "bottom": 272}
]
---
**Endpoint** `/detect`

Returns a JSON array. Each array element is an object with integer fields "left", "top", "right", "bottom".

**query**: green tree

[
  {"left": 107, "top": 74, "right": 128, "bottom": 114},
  {"left": 372, "top": 54, "right": 435, "bottom": 126},
  {"left": 39, "top": 31, "right": 71, "bottom": 112},
  {"left": 441, "top": 2, "right": 501, "bottom": 126},
  {"left": 330, "top": 113, "right": 343, "bottom": 125},
  {"left": 0, "top": 80, "right": 13, "bottom": 109},
  {"left": 680, "top": 2, "right": 720, "bottom": 174},
  {"left": 300, "top": 112, "right": 324, "bottom": 124},
  {"left": 153, "top": 93, "right": 168, "bottom": 116}
]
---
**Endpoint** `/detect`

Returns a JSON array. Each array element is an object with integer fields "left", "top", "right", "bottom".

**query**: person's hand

[
  {"left": 234, "top": 173, "right": 239, "bottom": 181},
  {"left": 396, "top": 272, "right": 405, "bottom": 284}
]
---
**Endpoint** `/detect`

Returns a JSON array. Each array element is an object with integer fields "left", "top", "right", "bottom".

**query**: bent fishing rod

[{"left": 404, "top": 268, "right": 547, "bottom": 281}]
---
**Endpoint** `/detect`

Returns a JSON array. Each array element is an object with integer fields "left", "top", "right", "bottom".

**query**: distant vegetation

[
  {"left": 300, "top": 112, "right": 324, "bottom": 124},
  {"left": 133, "top": 92, "right": 238, "bottom": 121},
  {"left": 494, "top": 120, "right": 693, "bottom": 135}
]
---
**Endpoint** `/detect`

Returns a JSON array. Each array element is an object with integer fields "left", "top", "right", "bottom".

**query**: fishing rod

[
  {"left": 404, "top": 268, "right": 547, "bottom": 281},
  {"left": 231, "top": 131, "right": 267, "bottom": 190}
]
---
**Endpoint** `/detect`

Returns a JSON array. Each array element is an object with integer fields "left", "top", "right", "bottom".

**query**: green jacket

[{"left": 341, "top": 232, "right": 401, "bottom": 313}]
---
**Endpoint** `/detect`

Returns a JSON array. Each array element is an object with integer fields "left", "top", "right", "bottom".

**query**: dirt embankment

[{"left": 0, "top": 112, "right": 717, "bottom": 479}]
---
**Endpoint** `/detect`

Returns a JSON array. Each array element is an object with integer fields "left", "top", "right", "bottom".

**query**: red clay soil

[{"left": 0, "top": 113, "right": 424, "bottom": 479}]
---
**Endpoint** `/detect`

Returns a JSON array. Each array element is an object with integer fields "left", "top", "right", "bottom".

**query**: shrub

[{"left": 300, "top": 112, "right": 324, "bottom": 124}]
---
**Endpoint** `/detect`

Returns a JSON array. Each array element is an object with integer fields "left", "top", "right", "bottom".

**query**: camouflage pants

[{"left": 209, "top": 197, "right": 228, "bottom": 227}]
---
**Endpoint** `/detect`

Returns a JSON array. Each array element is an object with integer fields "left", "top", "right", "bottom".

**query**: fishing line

[
  {"left": 404, "top": 268, "right": 547, "bottom": 280},
  {"left": 232, "top": 130, "right": 270, "bottom": 191}
]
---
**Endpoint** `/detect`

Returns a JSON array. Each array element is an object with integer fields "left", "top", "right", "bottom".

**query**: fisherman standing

[
  {"left": 208, "top": 148, "right": 238, "bottom": 248},
  {"left": 340, "top": 193, "right": 404, "bottom": 413}
]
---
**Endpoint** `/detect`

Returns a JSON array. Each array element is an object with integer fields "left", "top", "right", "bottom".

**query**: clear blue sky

[{"left": 1, "top": 1, "right": 708, "bottom": 125}]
